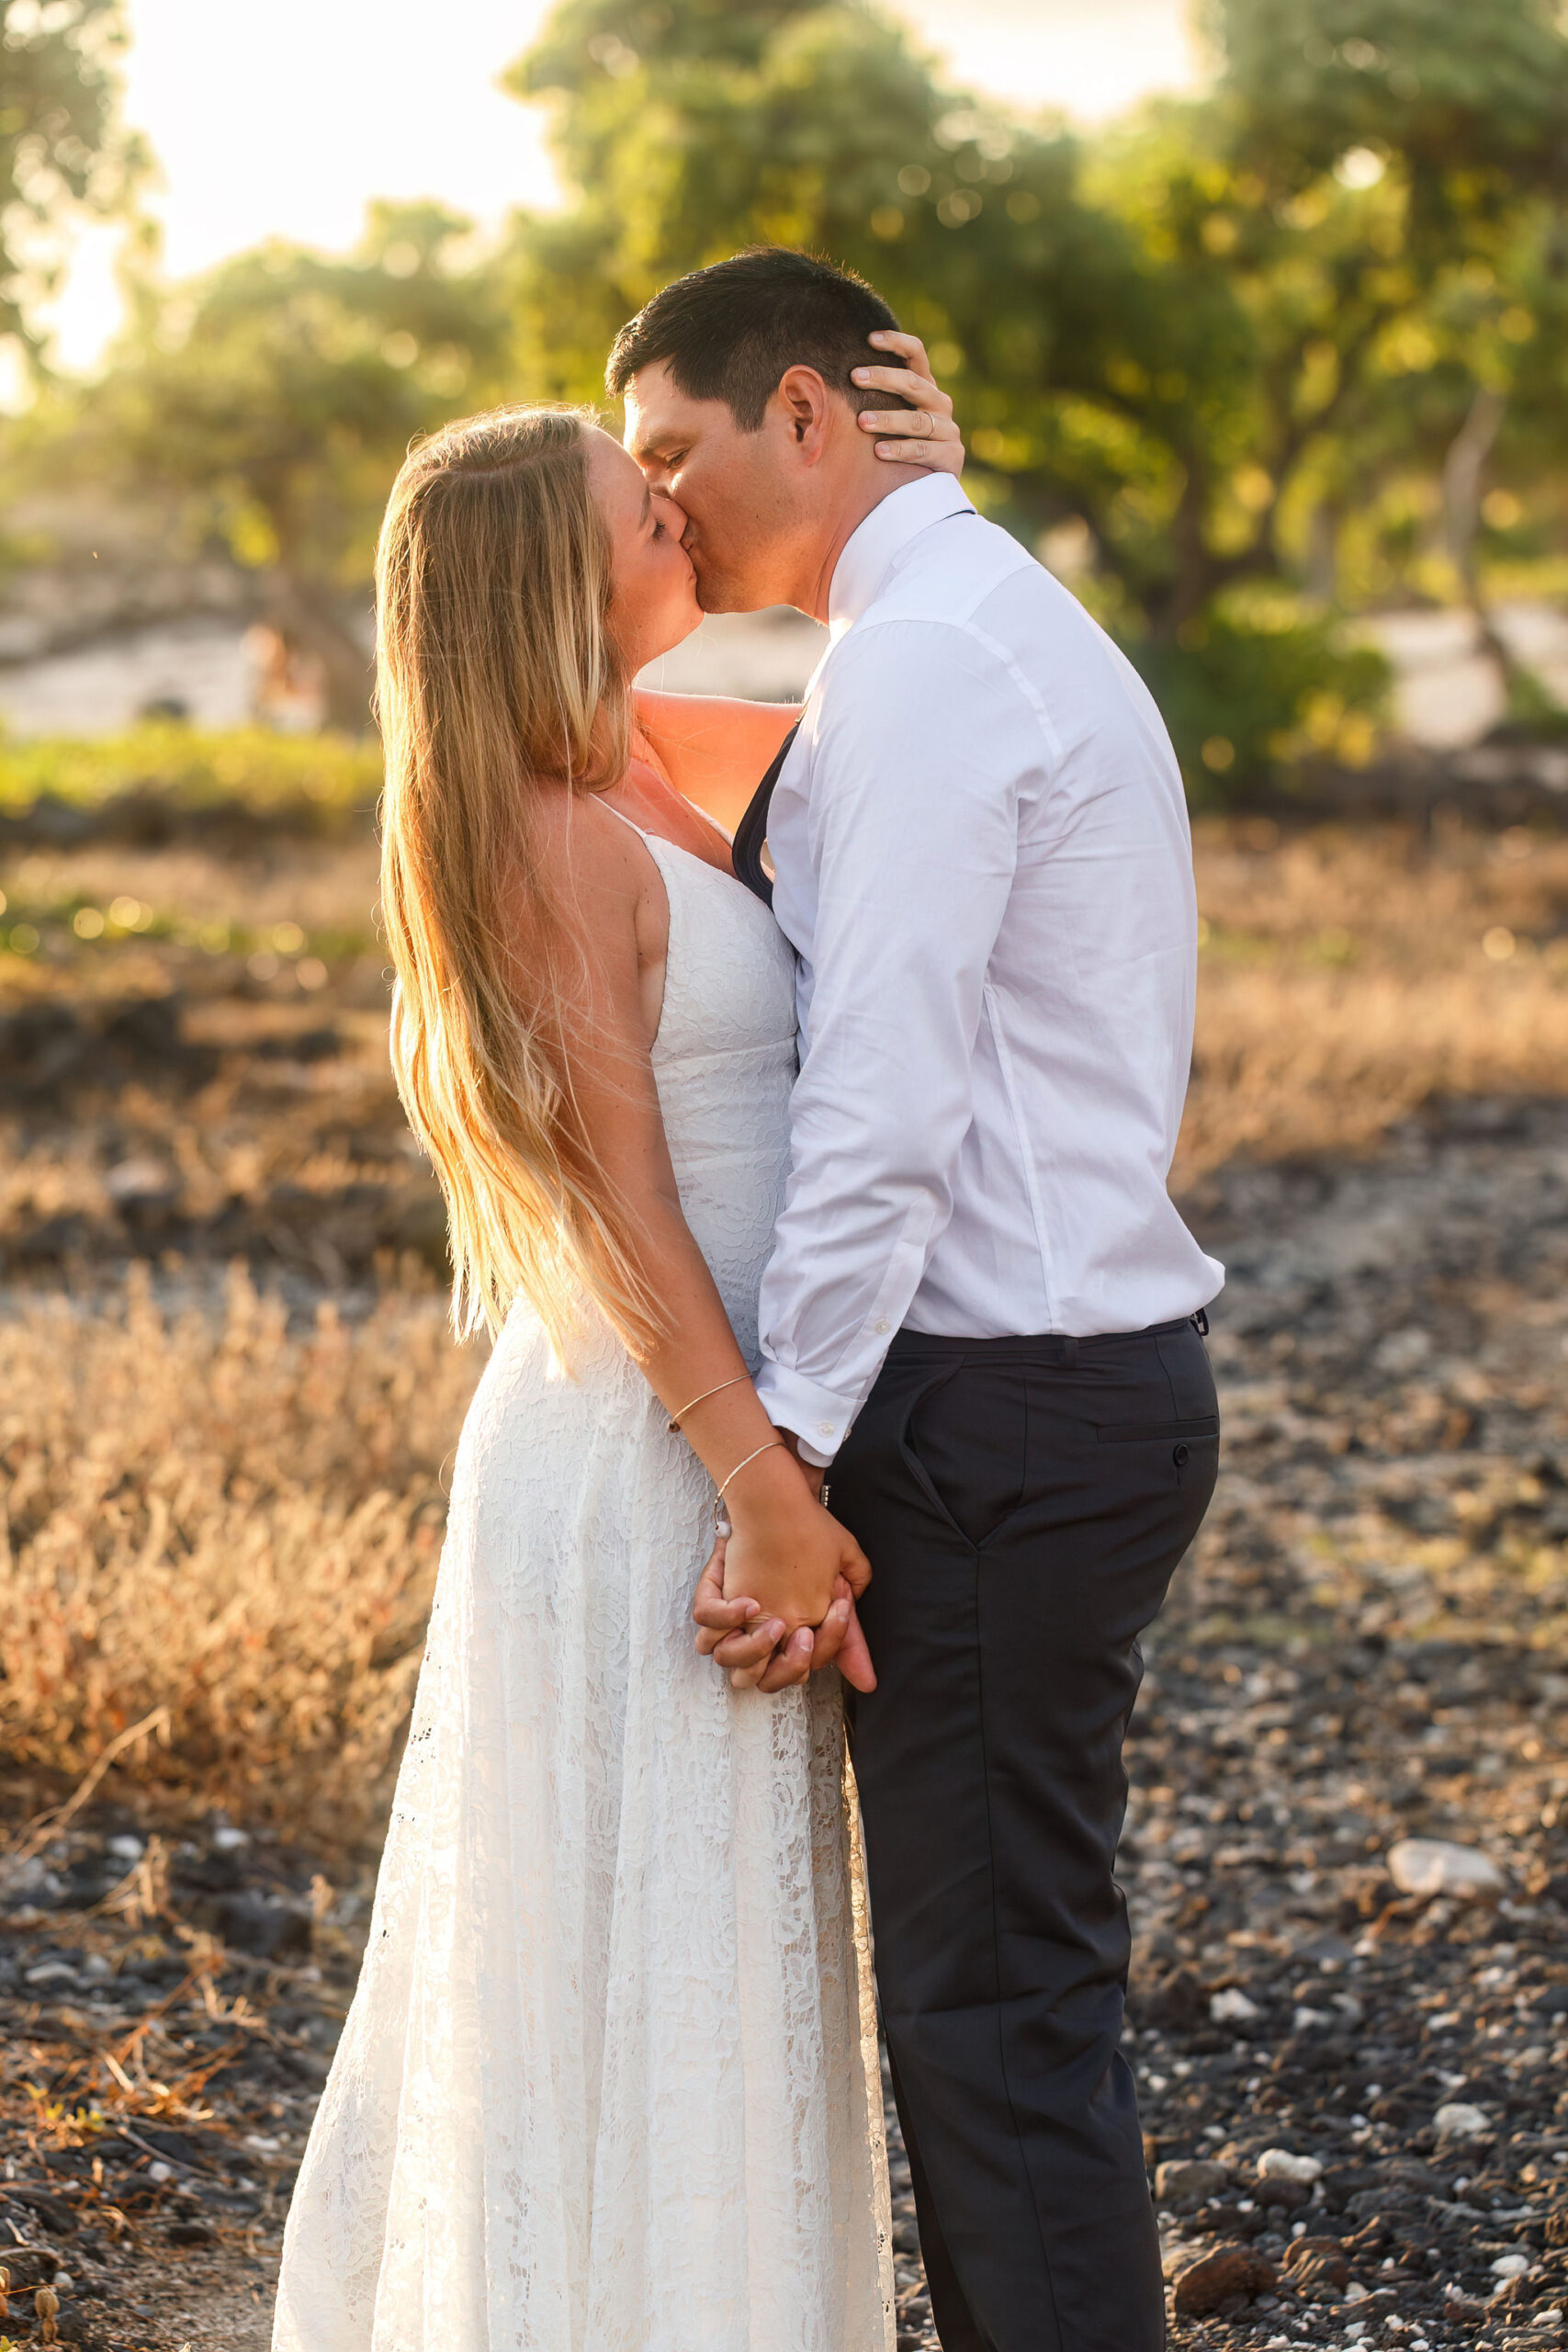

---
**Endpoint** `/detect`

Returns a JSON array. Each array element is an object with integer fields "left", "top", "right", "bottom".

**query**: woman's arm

[
  {"left": 525, "top": 792, "right": 870, "bottom": 1679},
  {"left": 632, "top": 690, "right": 799, "bottom": 834}
]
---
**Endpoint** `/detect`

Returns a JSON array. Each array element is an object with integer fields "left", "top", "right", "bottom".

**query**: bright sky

[{"left": 45, "top": 0, "right": 1205, "bottom": 371}]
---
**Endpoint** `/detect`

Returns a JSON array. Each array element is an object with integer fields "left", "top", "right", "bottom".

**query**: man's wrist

[{"left": 752, "top": 1363, "right": 852, "bottom": 1464}]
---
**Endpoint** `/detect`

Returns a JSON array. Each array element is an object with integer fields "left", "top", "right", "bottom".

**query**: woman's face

[{"left": 586, "top": 426, "right": 701, "bottom": 674}]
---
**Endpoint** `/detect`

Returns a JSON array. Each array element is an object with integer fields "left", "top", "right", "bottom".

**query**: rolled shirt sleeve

[{"left": 753, "top": 619, "right": 1040, "bottom": 1458}]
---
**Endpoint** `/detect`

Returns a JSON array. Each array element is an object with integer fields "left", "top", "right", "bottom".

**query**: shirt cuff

[{"left": 753, "top": 1362, "right": 856, "bottom": 1467}]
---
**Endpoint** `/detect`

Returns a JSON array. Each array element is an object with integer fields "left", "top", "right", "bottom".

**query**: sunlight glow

[{"left": 40, "top": 0, "right": 1204, "bottom": 373}]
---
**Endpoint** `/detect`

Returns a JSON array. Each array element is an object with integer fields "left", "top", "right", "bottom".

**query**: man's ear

[{"left": 773, "top": 365, "right": 834, "bottom": 462}]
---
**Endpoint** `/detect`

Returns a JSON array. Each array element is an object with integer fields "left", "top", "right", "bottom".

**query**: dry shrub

[
  {"left": 1180, "top": 960, "right": 1568, "bottom": 1170},
  {"left": 1178, "top": 819, "right": 1568, "bottom": 1175},
  {"left": 0, "top": 1267, "right": 481, "bottom": 1836}
]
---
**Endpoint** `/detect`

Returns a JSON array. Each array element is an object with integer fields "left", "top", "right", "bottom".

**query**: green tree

[
  {"left": 85, "top": 203, "right": 509, "bottom": 726},
  {"left": 503, "top": 0, "right": 1390, "bottom": 790},
  {"left": 1211, "top": 0, "right": 1568, "bottom": 716},
  {"left": 0, "top": 0, "right": 143, "bottom": 365}
]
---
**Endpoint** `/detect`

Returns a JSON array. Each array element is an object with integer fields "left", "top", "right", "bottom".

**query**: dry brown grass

[
  {"left": 6, "top": 813, "right": 1568, "bottom": 1823},
  {"left": 1179, "top": 817, "right": 1568, "bottom": 1172},
  {"left": 0, "top": 1267, "right": 481, "bottom": 1838}
]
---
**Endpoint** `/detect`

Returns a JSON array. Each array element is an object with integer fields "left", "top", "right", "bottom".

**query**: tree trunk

[
  {"left": 265, "top": 573, "right": 376, "bottom": 734},
  {"left": 1442, "top": 387, "right": 1514, "bottom": 699},
  {"left": 1154, "top": 454, "right": 1215, "bottom": 642},
  {"left": 1305, "top": 499, "right": 1342, "bottom": 606}
]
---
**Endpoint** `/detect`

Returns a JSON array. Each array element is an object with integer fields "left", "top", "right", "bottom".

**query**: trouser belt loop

[
  {"left": 1062, "top": 1336, "right": 1078, "bottom": 1368},
  {"left": 1191, "top": 1307, "right": 1210, "bottom": 1337}
]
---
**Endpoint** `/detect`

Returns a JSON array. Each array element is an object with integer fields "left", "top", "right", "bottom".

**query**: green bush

[
  {"left": 0, "top": 723, "right": 383, "bottom": 824},
  {"left": 1134, "top": 608, "right": 1392, "bottom": 806}
]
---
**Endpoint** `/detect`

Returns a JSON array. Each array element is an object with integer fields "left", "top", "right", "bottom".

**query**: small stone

[
  {"left": 1386, "top": 1838, "right": 1506, "bottom": 1902},
  {"left": 1257, "top": 2176, "right": 1311, "bottom": 2211},
  {"left": 1283, "top": 2235, "right": 1350, "bottom": 2294},
  {"left": 215, "top": 1890, "right": 310, "bottom": 1960},
  {"left": 104, "top": 1156, "right": 175, "bottom": 1205},
  {"left": 1374, "top": 1328, "right": 1432, "bottom": 1374},
  {"left": 1211, "top": 1985, "right": 1261, "bottom": 2023},
  {"left": 24, "top": 1962, "right": 77, "bottom": 1987},
  {"left": 1172, "top": 2245, "right": 1277, "bottom": 2317},
  {"left": 1156, "top": 2158, "right": 1231, "bottom": 2201},
  {"left": 7, "top": 2188, "right": 76, "bottom": 2235},
  {"left": 1139, "top": 1965, "right": 1208, "bottom": 2030},
  {"left": 1490, "top": 2253, "right": 1529, "bottom": 2279},
  {"left": 1434, "top": 2102, "right": 1490, "bottom": 2142},
  {"left": 1258, "top": 2148, "right": 1325, "bottom": 2184}
]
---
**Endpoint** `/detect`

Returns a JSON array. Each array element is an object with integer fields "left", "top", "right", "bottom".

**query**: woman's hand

[
  {"left": 856, "top": 329, "right": 964, "bottom": 478},
  {"left": 694, "top": 1543, "right": 876, "bottom": 1694},
  {"left": 692, "top": 1449, "right": 874, "bottom": 1694},
  {"left": 722, "top": 1446, "right": 866, "bottom": 1623}
]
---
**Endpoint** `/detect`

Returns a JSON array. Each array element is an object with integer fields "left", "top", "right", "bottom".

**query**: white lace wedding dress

[{"left": 274, "top": 825, "right": 895, "bottom": 2352}]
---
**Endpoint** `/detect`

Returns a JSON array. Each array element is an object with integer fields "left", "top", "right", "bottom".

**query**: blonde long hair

[{"left": 377, "top": 403, "right": 651, "bottom": 1351}]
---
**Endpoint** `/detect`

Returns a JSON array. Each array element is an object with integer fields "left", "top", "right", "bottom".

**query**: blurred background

[{"left": 5, "top": 8, "right": 1568, "bottom": 2346}]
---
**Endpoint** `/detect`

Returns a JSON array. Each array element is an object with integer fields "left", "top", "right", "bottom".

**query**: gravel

[
  {"left": 886, "top": 1101, "right": 1568, "bottom": 2352},
  {"left": 3, "top": 1096, "right": 1568, "bottom": 2347}
]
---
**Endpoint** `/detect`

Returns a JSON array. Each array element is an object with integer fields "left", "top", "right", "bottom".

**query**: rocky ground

[
  {"left": 0, "top": 1811, "right": 362, "bottom": 2348},
  {"left": 3, "top": 1098, "right": 1568, "bottom": 2347},
  {"left": 889, "top": 1101, "right": 1568, "bottom": 2352}
]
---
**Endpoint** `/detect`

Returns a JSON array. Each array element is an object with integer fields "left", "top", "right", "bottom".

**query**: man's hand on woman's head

[{"left": 858, "top": 330, "right": 964, "bottom": 478}]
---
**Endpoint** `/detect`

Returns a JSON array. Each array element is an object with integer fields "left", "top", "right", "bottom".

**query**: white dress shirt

[{"left": 750, "top": 472, "right": 1223, "bottom": 1464}]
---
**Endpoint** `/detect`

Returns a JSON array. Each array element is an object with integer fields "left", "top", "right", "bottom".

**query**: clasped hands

[{"left": 692, "top": 1437, "right": 875, "bottom": 1693}]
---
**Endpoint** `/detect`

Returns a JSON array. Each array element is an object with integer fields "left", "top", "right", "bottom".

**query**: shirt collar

[{"left": 826, "top": 472, "right": 976, "bottom": 639}]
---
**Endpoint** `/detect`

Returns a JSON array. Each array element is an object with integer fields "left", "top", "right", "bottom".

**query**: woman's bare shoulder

[
  {"left": 530, "top": 786, "right": 649, "bottom": 903},
  {"left": 523, "top": 786, "right": 669, "bottom": 1053}
]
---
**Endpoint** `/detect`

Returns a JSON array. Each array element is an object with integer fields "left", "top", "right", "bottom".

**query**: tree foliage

[
  {"left": 0, "top": 0, "right": 142, "bottom": 361},
  {"left": 504, "top": 0, "right": 1404, "bottom": 786},
  {"left": 495, "top": 0, "right": 1568, "bottom": 788},
  {"left": 14, "top": 0, "right": 1568, "bottom": 780},
  {"left": 84, "top": 205, "right": 510, "bottom": 726}
]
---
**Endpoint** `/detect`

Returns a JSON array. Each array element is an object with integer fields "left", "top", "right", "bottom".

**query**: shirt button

[
  {"left": 874, "top": 1317, "right": 890, "bottom": 1335},
  {"left": 817, "top": 1422, "right": 835, "bottom": 1438}
]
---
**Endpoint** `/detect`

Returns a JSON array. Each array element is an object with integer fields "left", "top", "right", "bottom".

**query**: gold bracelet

[
  {"left": 667, "top": 1373, "right": 750, "bottom": 1433},
  {"left": 712, "top": 1439, "right": 787, "bottom": 1532}
]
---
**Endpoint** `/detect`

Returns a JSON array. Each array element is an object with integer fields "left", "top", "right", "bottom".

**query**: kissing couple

[{"left": 276, "top": 246, "right": 1223, "bottom": 2352}]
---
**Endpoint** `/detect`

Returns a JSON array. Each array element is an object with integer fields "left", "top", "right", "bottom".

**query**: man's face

[{"left": 622, "top": 362, "right": 802, "bottom": 614}]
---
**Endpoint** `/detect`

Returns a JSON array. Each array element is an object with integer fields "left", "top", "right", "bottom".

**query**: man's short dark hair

[{"left": 606, "top": 247, "right": 906, "bottom": 430}]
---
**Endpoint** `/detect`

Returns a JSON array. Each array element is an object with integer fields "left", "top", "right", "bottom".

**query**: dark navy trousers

[{"left": 834, "top": 1319, "right": 1219, "bottom": 2352}]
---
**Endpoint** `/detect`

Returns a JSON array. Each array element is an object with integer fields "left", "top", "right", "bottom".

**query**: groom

[{"left": 614, "top": 248, "right": 1223, "bottom": 2352}]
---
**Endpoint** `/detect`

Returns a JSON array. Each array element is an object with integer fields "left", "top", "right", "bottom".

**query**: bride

[{"left": 273, "top": 342, "right": 963, "bottom": 2351}]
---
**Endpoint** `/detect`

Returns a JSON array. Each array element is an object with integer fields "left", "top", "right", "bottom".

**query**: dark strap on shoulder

[{"left": 732, "top": 720, "right": 799, "bottom": 908}]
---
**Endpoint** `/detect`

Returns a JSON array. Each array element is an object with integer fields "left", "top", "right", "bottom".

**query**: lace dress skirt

[{"left": 273, "top": 1306, "right": 894, "bottom": 2352}]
